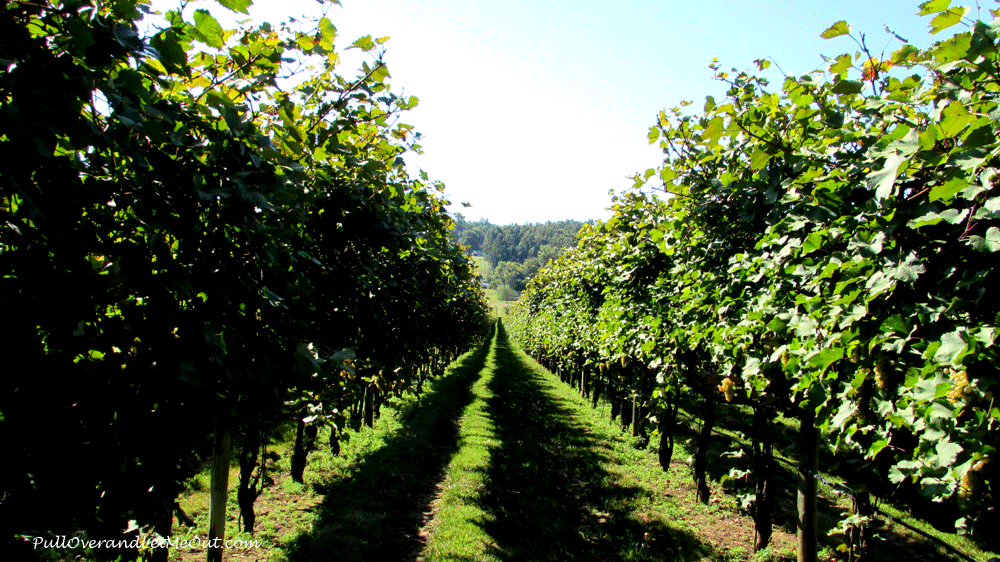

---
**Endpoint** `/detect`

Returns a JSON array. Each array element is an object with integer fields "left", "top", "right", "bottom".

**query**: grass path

[{"left": 419, "top": 322, "right": 738, "bottom": 561}]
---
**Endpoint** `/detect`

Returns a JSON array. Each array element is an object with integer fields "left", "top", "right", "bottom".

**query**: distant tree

[
  {"left": 489, "top": 261, "right": 526, "bottom": 291},
  {"left": 459, "top": 229, "right": 484, "bottom": 252},
  {"left": 516, "top": 235, "right": 538, "bottom": 263},
  {"left": 469, "top": 219, "right": 585, "bottom": 282},
  {"left": 483, "top": 225, "right": 504, "bottom": 266},
  {"left": 536, "top": 244, "right": 561, "bottom": 266},
  {"left": 519, "top": 258, "right": 541, "bottom": 290},
  {"left": 496, "top": 283, "right": 517, "bottom": 301}
]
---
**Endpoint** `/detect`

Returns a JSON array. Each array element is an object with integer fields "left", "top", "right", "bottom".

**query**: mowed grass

[
  {"left": 422, "top": 322, "right": 733, "bottom": 562},
  {"left": 418, "top": 324, "right": 503, "bottom": 561}
]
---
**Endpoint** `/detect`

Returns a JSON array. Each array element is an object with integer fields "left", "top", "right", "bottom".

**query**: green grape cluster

[
  {"left": 959, "top": 458, "right": 989, "bottom": 504},
  {"left": 946, "top": 369, "right": 971, "bottom": 403},
  {"left": 849, "top": 345, "right": 862, "bottom": 364},
  {"left": 718, "top": 377, "right": 736, "bottom": 402},
  {"left": 874, "top": 355, "right": 892, "bottom": 391}
]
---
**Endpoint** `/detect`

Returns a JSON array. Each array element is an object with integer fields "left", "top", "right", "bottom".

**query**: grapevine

[{"left": 509, "top": 2, "right": 1000, "bottom": 552}]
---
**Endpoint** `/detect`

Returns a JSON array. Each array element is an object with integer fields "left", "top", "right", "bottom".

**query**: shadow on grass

[
  {"left": 476, "top": 324, "right": 720, "bottom": 561},
  {"left": 281, "top": 326, "right": 495, "bottom": 562}
]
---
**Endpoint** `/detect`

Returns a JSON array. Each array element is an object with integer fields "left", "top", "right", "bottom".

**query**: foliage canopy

[
  {"left": 509, "top": 0, "right": 1000, "bottom": 544},
  {"left": 0, "top": 0, "right": 490, "bottom": 556}
]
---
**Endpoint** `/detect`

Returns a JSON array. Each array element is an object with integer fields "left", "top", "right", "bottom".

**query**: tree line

[{"left": 452, "top": 214, "right": 587, "bottom": 294}]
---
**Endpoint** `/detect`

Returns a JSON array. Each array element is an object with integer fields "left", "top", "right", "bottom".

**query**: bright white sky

[{"left": 153, "top": 0, "right": 984, "bottom": 225}]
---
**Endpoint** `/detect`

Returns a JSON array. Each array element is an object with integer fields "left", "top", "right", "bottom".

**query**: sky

[{"left": 152, "top": 0, "right": 987, "bottom": 225}]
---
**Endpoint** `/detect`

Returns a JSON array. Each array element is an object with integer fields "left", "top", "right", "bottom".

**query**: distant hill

[{"left": 451, "top": 214, "right": 589, "bottom": 296}]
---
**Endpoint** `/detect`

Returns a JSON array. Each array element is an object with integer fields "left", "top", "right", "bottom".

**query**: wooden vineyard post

[
  {"left": 363, "top": 384, "right": 374, "bottom": 428},
  {"left": 609, "top": 380, "right": 620, "bottom": 421},
  {"left": 851, "top": 490, "right": 873, "bottom": 561},
  {"left": 752, "top": 405, "right": 774, "bottom": 551},
  {"left": 798, "top": 409, "right": 818, "bottom": 562},
  {"left": 290, "top": 415, "right": 308, "bottom": 483},
  {"left": 694, "top": 394, "right": 715, "bottom": 503},
  {"left": 208, "top": 427, "right": 232, "bottom": 562},
  {"left": 631, "top": 390, "right": 640, "bottom": 437},
  {"left": 237, "top": 424, "right": 261, "bottom": 534}
]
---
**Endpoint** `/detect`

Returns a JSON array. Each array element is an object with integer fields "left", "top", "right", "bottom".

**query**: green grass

[
  {"left": 422, "top": 322, "right": 727, "bottom": 561},
  {"left": 419, "top": 327, "right": 503, "bottom": 561}
]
